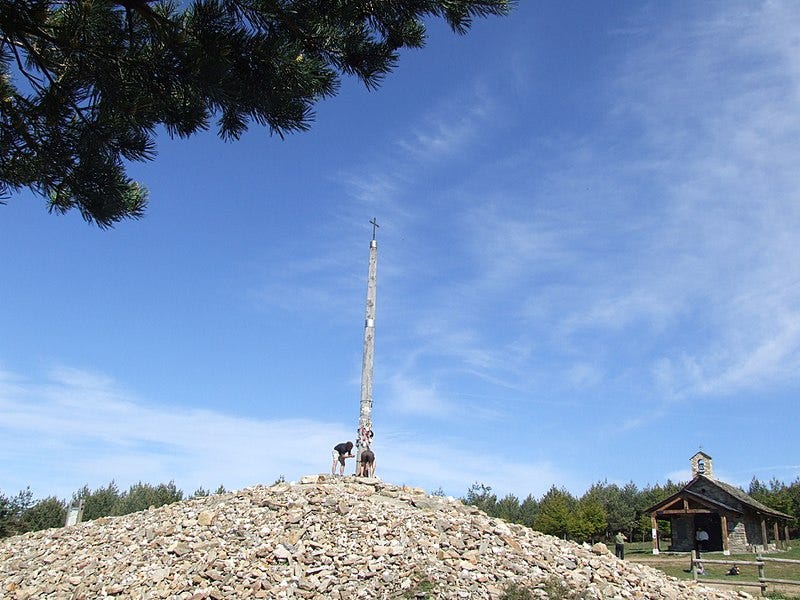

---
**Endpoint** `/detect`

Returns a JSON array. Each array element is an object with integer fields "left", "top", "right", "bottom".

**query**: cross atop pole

[{"left": 357, "top": 218, "right": 378, "bottom": 471}]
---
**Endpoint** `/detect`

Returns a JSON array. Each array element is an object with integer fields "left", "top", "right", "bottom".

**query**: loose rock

[{"left": 0, "top": 477, "right": 749, "bottom": 599}]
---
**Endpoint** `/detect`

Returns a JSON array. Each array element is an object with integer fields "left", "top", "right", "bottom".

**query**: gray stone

[{"left": 0, "top": 478, "right": 751, "bottom": 600}]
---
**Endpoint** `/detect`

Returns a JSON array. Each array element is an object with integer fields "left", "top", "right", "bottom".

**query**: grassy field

[{"left": 626, "top": 540, "right": 800, "bottom": 598}]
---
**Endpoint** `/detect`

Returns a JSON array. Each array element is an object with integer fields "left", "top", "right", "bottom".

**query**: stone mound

[{"left": 0, "top": 476, "right": 750, "bottom": 599}]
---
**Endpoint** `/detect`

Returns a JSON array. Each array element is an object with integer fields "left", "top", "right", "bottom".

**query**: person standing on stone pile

[
  {"left": 331, "top": 441, "right": 354, "bottom": 476},
  {"left": 614, "top": 531, "right": 627, "bottom": 559},
  {"left": 357, "top": 448, "right": 376, "bottom": 478}
]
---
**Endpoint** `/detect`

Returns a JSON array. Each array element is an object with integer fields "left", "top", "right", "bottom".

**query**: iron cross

[{"left": 370, "top": 217, "right": 379, "bottom": 240}]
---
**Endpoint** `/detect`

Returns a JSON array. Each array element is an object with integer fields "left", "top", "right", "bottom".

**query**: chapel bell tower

[{"left": 690, "top": 451, "right": 714, "bottom": 479}]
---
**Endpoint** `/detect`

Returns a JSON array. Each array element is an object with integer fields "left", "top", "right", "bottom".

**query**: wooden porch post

[
  {"left": 774, "top": 522, "right": 780, "bottom": 549},
  {"left": 651, "top": 513, "right": 660, "bottom": 555},
  {"left": 785, "top": 524, "right": 791, "bottom": 549},
  {"left": 721, "top": 514, "right": 730, "bottom": 556},
  {"left": 760, "top": 518, "right": 769, "bottom": 551}
]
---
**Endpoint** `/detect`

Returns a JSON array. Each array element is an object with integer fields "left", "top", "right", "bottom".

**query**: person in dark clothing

[
  {"left": 614, "top": 532, "right": 627, "bottom": 559},
  {"left": 357, "top": 448, "right": 376, "bottom": 478},
  {"left": 331, "top": 441, "right": 354, "bottom": 476}
]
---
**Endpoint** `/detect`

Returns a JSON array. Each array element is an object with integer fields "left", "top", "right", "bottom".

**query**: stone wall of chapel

[
  {"left": 670, "top": 516, "right": 694, "bottom": 552},
  {"left": 727, "top": 520, "right": 748, "bottom": 553}
]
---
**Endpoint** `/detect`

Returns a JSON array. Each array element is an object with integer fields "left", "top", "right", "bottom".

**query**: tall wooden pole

[
  {"left": 651, "top": 514, "right": 660, "bottom": 555},
  {"left": 357, "top": 219, "right": 379, "bottom": 463},
  {"left": 721, "top": 514, "right": 730, "bottom": 556}
]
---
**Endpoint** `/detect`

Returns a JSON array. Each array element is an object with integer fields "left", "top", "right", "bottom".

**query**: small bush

[
  {"left": 543, "top": 577, "right": 571, "bottom": 599},
  {"left": 398, "top": 572, "right": 436, "bottom": 598},
  {"left": 501, "top": 577, "right": 590, "bottom": 600},
  {"left": 502, "top": 582, "right": 536, "bottom": 599}
]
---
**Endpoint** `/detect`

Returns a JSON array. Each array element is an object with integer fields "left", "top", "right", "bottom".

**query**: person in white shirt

[{"left": 695, "top": 527, "right": 709, "bottom": 557}]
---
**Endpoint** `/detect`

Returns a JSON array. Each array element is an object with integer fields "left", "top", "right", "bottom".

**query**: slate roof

[
  {"left": 645, "top": 486, "right": 740, "bottom": 515},
  {"left": 689, "top": 475, "right": 792, "bottom": 520},
  {"left": 646, "top": 474, "right": 793, "bottom": 520}
]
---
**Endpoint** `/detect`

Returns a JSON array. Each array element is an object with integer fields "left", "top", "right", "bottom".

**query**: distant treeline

[
  {"left": 460, "top": 476, "right": 800, "bottom": 544},
  {"left": 0, "top": 481, "right": 227, "bottom": 539},
  {"left": 2, "top": 475, "right": 798, "bottom": 541}
]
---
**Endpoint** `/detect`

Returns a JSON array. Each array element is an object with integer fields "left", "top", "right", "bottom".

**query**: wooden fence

[{"left": 691, "top": 552, "right": 800, "bottom": 596}]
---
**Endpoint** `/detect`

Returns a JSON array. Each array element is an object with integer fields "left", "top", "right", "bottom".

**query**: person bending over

[
  {"left": 331, "top": 441, "right": 354, "bottom": 476},
  {"left": 357, "top": 448, "right": 376, "bottom": 478}
]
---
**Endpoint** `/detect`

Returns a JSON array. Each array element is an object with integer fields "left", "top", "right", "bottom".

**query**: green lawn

[{"left": 627, "top": 540, "right": 800, "bottom": 599}]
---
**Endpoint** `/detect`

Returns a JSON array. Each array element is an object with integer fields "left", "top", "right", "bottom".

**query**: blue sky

[{"left": 2, "top": 1, "right": 800, "bottom": 502}]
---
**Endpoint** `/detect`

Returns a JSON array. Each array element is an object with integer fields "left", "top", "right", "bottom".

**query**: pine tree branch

[
  {"left": 15, "top": 35, "right": 94, "bottom": 129},
  {"left": 9, "top": 41, "right": 47, "bottom": 94},
  {"left": 1, "top": 0, "right": 513, "bottom": 225},
  {"left": 112, "top": 0, "right": 176, "bottom": 31}
]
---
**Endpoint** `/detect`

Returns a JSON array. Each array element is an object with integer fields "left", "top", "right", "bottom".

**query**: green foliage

[
  {"left": 1, "top": 479, "right": 216, "bottom": 539},
  {"left": 500, "top": 578, "right": 588, "bottom": 600},
  {"left": 399, "top": 571, "right": 436, "bottom": 598},
  {"left": 22, "top": 496, "right": 67, "bottom": 531},
  {"left": 751, "top": 476, "right": 800, "bottom": 537},
  {"left": 463, "top": 482, "right": 498, "bottom": 514},
  {"left": 496, "top": 493, "right": 522, "bottom": 523},
  {"left": 541, "top": 576, "right": 587, "bottom": 600},
  {"left": 582, "top": 481, "right": 638, "bottom": 540},
  {"left": 460, "top": 473, "right": 800, "bottom": 547},
  {"left": 193, "top": 484, "right": 227, "bottom": 498},
  {"left": 572, "top": 496, "right": 606, "bottom": 543},
  {"left": 519, "top": 494, "right": 539, "bottom": 528},
  {"left": 501, "top": 582, "right": 536, "bottom": 599},
  {"left": 534, "top": 486, "right": 576, "bottom": 539},
  {"left": 0, "top": 488, "right": 34, "bottom": 537},
  {"left": 1, "top": 0, "right": 512, "bottom": 226},
  {"left": 111, "top": 481, "right": 184, "bottom": 515},
  {"left": 0, "top": 489, "right": 66, "bottom": 537},
  {"left": 752, "top": 477, "right": 796, "bottom": 516},
  {"left": 75, "top": 481, "right": 121, "bottom": 520},
  {"left": 0, "top": 493, "right": 10, "bottom": 537},
  {"left": 192, "top": 487, "right": 210, "bottom": 498},
  {"left": 750, "top": 477, "right": 771, "bottom": 501},
  {"left": 458, "top": 476, "right": 692, "bottom": 545},
  {"left": 542, "top": 577, "right": 571, "bottom": 599},
  {"left": 72, "top": 480, "right": 184, "bottom": 520}
]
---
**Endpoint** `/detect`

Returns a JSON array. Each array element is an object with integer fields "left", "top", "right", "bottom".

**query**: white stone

[{"left": 0, "top": 478, "right": 751, "bottom": 600}]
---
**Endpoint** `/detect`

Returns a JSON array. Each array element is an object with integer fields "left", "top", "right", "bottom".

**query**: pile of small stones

[{"left": 1, "top": 476, "right": 751, "bottom": 599}]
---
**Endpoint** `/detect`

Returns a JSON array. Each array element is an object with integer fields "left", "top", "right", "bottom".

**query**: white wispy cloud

[
  {"left": 250, "top": 1, "right": 800, "bottom": 440},
  {"left": 456, "top": 3, "right": 800, "bottom": 404},
  {"left": 665, "top": 469, "right": 692, "bottom": 485},
  {"left": 606, "top": 2, "right": 800, "bottom": 402},
  {"left": 397, "top": 2, "right": 800, "bottom": 425},
  {"left": 0, "top": 365, "right": 564, "bottom": 500},
  {"left": 384, "top": 373, "right": 455, "bottom": 418},
  {"left": 397, "top": 83, "right": 495, "bottom": 161},
  {"left": 377, "top": 427, "right": 565, "bottom": 499},
  {"left": 0, "top": 366, "right": 348, "bottom": 498}
]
